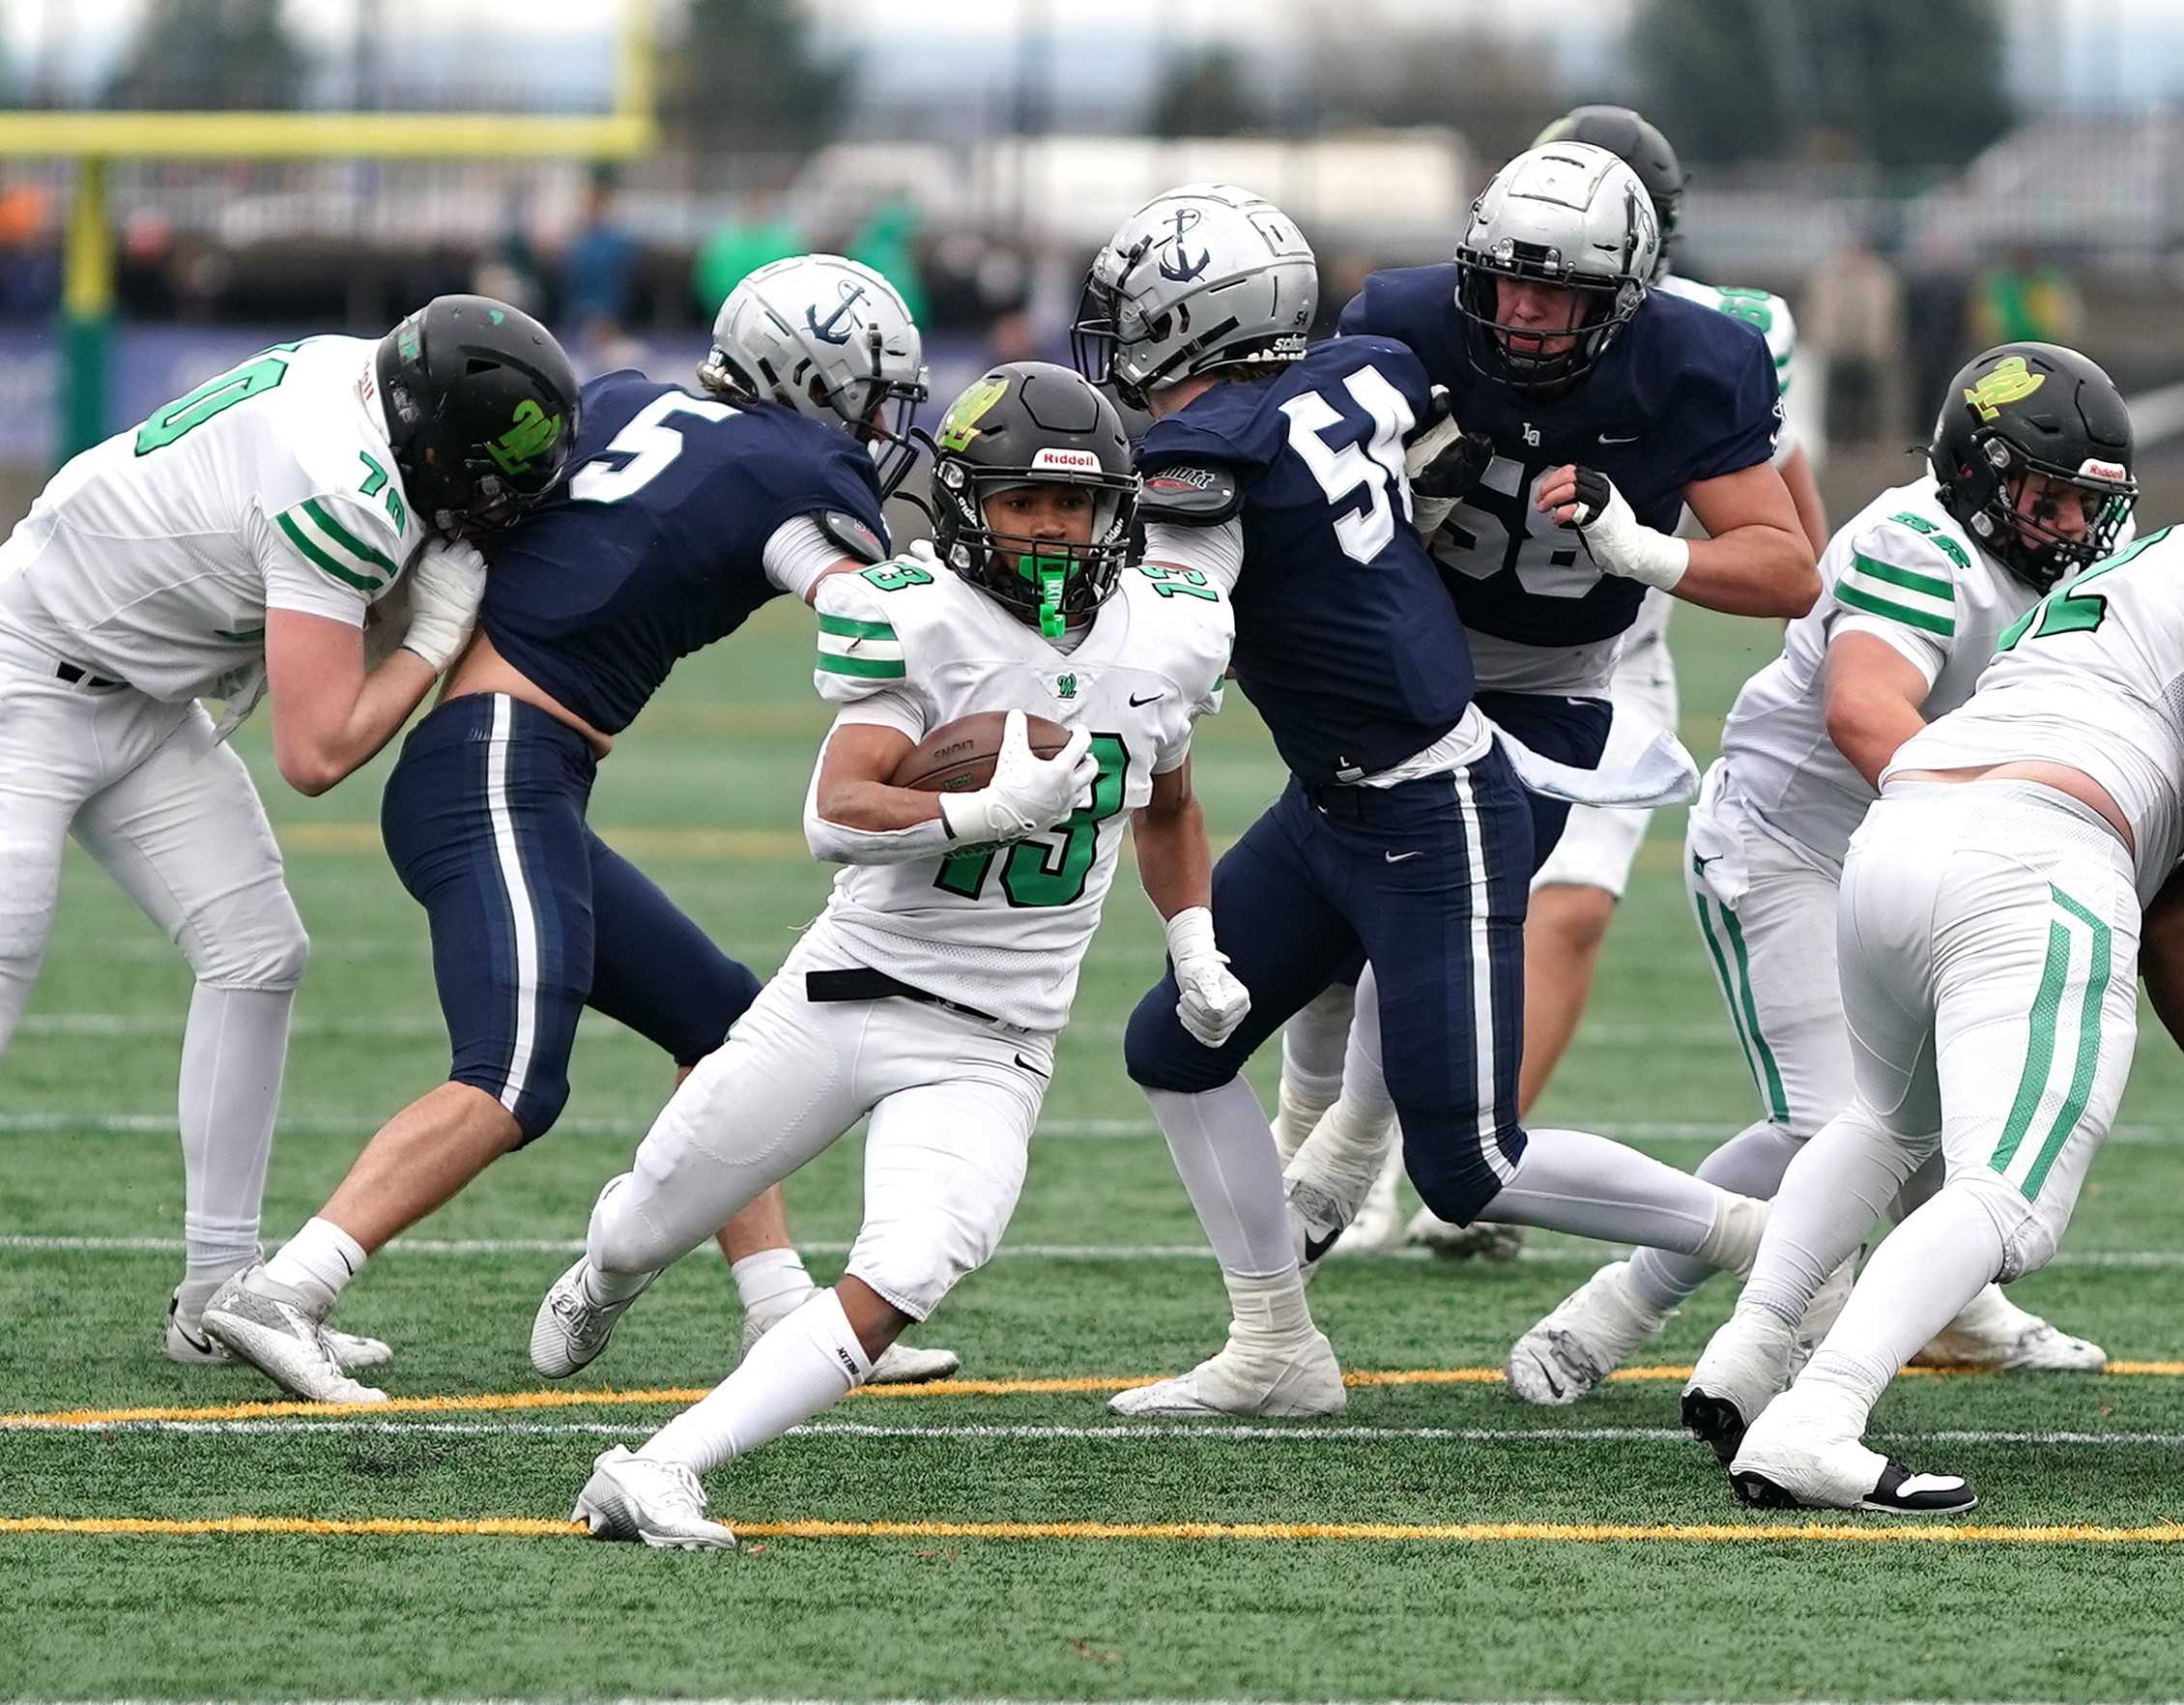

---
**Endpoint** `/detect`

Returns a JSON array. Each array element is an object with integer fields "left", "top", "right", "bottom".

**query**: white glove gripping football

[
  {"left": 937, "top": 710, "right": 1096, "bottom": 846},
  {"left": 399, "top": 538, "right": 490, "bottom": 672},
  {"left": 1165, "top": 905, "right": 1252, "bottom": 1049},
  {"left": 1561, "top": 466, "right": 1689, "bottom": 592}
]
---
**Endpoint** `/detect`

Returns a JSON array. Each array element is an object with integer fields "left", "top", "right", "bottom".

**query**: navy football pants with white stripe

[
  {"left": 1126, "top": 743, "right": 1534, "bottom": 1224},
  {"left": 381, "top": 695, "right": 762, "bottom": 1142}
]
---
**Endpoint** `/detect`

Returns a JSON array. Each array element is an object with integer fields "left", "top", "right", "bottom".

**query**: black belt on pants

[
  {"left": 1308, "top": 778, "right": 1420, "bottom": 824},
  {"left": 805, "top": 967, "right": 996, "bottom": 1025},
  {"left": 55, "top": 662, "right": 124, "bottom": 689}
]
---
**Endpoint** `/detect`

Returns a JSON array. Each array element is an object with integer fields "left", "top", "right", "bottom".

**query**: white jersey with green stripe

[
  {"left": 807, "top": 550, "right": 1232, "bottom": 1034},
  {"left": 1656, "top": 272, "right": 1797, "bottom": 406},
  {"left": 0, "top": 334, "right": 417, "bottom": 701},
  {"left": 1716, "top": 473, "right": 2039, "bottom": 874},
  {"left": 1888, "top": 524, "right": 2184, "bottom": 907}
]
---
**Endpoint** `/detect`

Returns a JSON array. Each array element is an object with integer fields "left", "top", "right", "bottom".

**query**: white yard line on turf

[
  {"left": 11, "top": 1418, "right": 2184, "bottom": 1448},
  {"left": 5, "top": 1231, "right": 2183, "bottom": 1268},
  {"left": 0, "top": 1109, "right": 2174, "bottom": 1146}
]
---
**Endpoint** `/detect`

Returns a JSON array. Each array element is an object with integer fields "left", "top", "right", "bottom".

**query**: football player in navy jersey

[
  {"left": 1270, "top": 147, "right": 1821, "bottom": 1327},
  {"left": 208, "top": 257, "right": 954, "bottom": 1402},
  {"left": 1075, "top": 185, "right": 1773, "bottom": 1418}
]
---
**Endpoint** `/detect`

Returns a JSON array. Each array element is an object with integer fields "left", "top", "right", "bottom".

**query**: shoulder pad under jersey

[{"left": 1136, "top": 462, "right": 1244, "bottom": 527}]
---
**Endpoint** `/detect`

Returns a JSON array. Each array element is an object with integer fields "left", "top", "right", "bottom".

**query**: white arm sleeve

[
  {"left": 802, "top": 714, "right": 958, "bottom": 865},
  {"left": 763, "top": 515, "right": 860, "bottom": 602},
  {"left": 1141, "top": 518, "right": 1246, "bottom": 594}
]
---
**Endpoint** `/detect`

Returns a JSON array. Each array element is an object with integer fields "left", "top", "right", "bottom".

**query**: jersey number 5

[
  {"left": 1279, "top": 366, "right": 1414, "bottom": 564},
  {"left": 570, "top": 392, "right": 740, "bottom": 505},
  {"left": 935, "top": 734, "right": 1128, "bottom": 908}
]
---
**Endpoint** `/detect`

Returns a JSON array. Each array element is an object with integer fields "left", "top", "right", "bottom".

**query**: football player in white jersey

[
  {"left": 1686, "top": 503, "right": 2176, "bottom": 1513},
  {"left": 0, "top": 295, "right": 576, "bottom": 1365},
  {"left": 1513, "top": 342, "right": 2132, "bottom": 1402},
  {"left": 527, "top": 362, "right": 1242, "bottom": 1547},
  {"left": 1380, "top": 105, "right": 1835, "bottom": 1262}
]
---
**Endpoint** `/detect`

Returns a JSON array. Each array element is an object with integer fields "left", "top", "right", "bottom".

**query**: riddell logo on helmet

[
  {"left": 1031, "top": 448, "right": 1102, "bottom": 473},
  {"left": 2080, "top": 458, "right": 2128, "bottom": 481}
]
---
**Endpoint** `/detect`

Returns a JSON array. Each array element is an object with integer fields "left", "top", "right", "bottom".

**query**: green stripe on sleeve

[
  {"left": 300, "top": 499, "right": 397, "bottom": 576},
  {"left": 818, "top": 651, "right": 906, "bottom": 679},
  {"left": 1851, "top": 553, "right": 1952, "bottom": 600},
  {"left": 818, "top": 612, "right": 899, "bottom": 641},
  {"left": 275, "top": 511, "right": 381, "bottom": 592},
  {"left": 1835, "top": 580, "right": 1954, "bottom": 636}
]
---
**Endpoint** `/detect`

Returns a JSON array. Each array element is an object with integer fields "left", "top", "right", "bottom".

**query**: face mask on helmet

[
  {"left": 1071, "top": 244, "right": 1156, "bottom": 411},
  {"left": 1455, "top": 244, "right": 1643, "bottom": 395},
  {"left": 377, "top": 297, "right": 580, "bottom": 542},
  {"left": 1972, "top": 437, "right": 2137, "bottom": 590},
  {"left": 933, "top": 458, "right": 1137, "bottom": 637}
]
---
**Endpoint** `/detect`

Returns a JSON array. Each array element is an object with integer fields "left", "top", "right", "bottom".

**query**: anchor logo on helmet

[
  {"left": 1156, "top": 208, "right": 1211, "bottom": 283},
  {"left": 805, "top": 278, "right": 872, "bottom": 347}
]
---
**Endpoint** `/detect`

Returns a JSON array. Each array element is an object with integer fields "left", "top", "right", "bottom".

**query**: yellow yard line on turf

[
  {"left": 13, "top": 1363, "right": 2184, "bottom": 1430},
  {"left": 7, "top": 1514, "right": 2184, "bottom": 1546}
]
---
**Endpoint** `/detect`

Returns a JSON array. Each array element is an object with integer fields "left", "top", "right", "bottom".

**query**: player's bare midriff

[
  {"left": 439, "top": 627, "right": 616, "bottom": 758},
  {"left": 1888, "top": 760, "right": 2134, "bottom": 852}
]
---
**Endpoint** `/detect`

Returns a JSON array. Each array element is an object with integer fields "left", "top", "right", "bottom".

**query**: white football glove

[
  {"left": 399, "top": 538, "right": 490, "bottom": 672},
  {"left": 1560, "top": 467, "right": 1689, "bottom": 592},
  {"left": 937, "top": 709, "right": 1097, "bottom": 846},
  {"left": 1165, "top": 905, "right": 1251, "bottom": 1049}
]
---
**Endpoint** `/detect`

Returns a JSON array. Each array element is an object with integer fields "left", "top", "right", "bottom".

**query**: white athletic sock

[
  {"left": 1796, "top": 1185, "right": 2006, "bottom": 1430},
  {"left": 1739, "top": 1105, "right": 1921, "bottom": 1330},
  {"left": 1286, "top": 1092, "right": 1398, "bottom": 1224},
  {"left": 263, "top": 1215, "right": 365, "bottom": 1316},
  {"left": 640, "top": 1287, "right": 872, "bottom": 1477},
  {"left": 1223, "top": 1266, "right": 1313, "bottom": 1344},
  {"left": 1275, "top": 982, "right": 1356, "bottom": 1161},
  {"left": 1628, "top": 1119, "right": 1804, "bottom": 1314},
  {"left": 1480, "top": 1126, "right": 1735, "bottom": 1257},
  {"left": 733, "top": 1247, "right": 818, "bottom": 1334},
  {"left": 178, "top": 984, "right": 293, "bottom": 1295},
  {"left": 1145, "top": 1079, "right": 1296, "bottom": 1278}
]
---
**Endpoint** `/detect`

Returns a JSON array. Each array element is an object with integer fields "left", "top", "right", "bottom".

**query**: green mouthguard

[{"left": 1028, "top": 554, "right": 1069, "bottom": 638}]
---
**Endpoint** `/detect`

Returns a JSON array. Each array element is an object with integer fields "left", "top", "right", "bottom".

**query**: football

[{"left": 889, "top": 710, "right": 1073, "bottom": 793}]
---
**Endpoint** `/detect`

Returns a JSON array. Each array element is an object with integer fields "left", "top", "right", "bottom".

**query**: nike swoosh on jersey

[
  {"left": 1129, "top": 691, "right": 1164, "bottom": 707},
  {"left": 1598, "top": 432, "right": 1642, "bottom": 444},
  {"left": 1385, "top": 849, "right": 1423, "bottom": 863}
]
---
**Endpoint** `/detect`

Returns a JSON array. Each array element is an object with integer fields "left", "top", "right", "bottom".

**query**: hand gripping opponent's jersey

[
  {"left": 482, "top": 371, "right": 890, "bottom": 735},
  {"left": 1135, "top": 335, "right": 1472, "bottom": 783},
  {"left": 0, "top": 335, "right": 417, "bottom": 700},
  {"left": 1338, "top": 267, "right": 1781, "bottom": 693},
  {"left": 1718, "top": 474, "right": 2041, "bottom": 875},
  {"left": 1888, "top": 525, "right": 2184, "bottom": 907},
  {"left": 811, "top": 552, "right": 1231, "bottom": 1034}
]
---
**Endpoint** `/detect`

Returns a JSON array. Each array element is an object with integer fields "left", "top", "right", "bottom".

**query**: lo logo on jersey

[
  {"left": 486, "top": 399, "right": 563, "bottom": 475},
  {"left": 1965, "top": 355, "right": 2045, "bottom": 422},
  {"left": 805, "top": 278, "right": 871, "bottom": 347},
  {"left": 1156, "top": 208, "right": 1210, "bottom": 283}
]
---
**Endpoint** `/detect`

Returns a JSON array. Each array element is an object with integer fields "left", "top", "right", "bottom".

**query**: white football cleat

[
  {"left": 531, "top": 1257, "right": 654, "bottom": 1379},
  {"left": 165, "top": 1287, "right": 392, "bottom": 1372},
  {"left": 1681, "top": 1308, "right": 1795, "bottom": 1464},
  {"left": 1405, "top": 1205, "right": 1526, "bottom": 1263},
  {"left": 572, "top": 1445, "right": 736, "bottom": 1549},
  {"left": 200, "top": 1267, "right": 388, "bottom": 1404},
  {"left": 867, "top": 1341, "right": 962, "bottom": 1385},
  {"left": 1108, "top": 1330, "right": 1346, "bottom": 1418},
  {"left": 1731, "top": 1399, "right": 1976, "bottom": 1515},
  {"left": 1911, "top": 1286, "right": 2107, "bottom": 1373},
  {"left": 1505, "top": 1261, "right": 1670, "bottom": 1406},
  {"left": 1324, "top": 1147, "right": 1403, "bottom": 1259}
]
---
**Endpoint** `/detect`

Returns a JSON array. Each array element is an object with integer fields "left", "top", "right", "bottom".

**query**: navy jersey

[
  {"left": 481, "top": 371, "right": 888, "bottom": 734},
  {"left": 1137, "top": 336, "right": 1474, "bottom": 783},
  {"left": 1338, "top": 266, "right": 1779, "bottom": 650}
]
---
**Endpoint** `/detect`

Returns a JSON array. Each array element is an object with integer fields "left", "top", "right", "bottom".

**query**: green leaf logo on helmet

[
  {"left": 1964, "top": 355, "right": 2046, "bottom": 423},
  {"left": 935, "top": 375, "right": 1009, "bottom": 454},
  {"left": 485, "top": 399, "right": 564, "bottom": 476}
]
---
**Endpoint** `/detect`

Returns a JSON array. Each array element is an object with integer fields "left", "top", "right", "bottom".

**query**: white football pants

[{"left": 589, "top": 924, "right": 1050, "bottom": 1320}]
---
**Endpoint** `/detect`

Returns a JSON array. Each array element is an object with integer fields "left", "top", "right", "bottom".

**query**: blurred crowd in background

[{"left": 0, "top": 0, "right": 2177, "bottom": 470}]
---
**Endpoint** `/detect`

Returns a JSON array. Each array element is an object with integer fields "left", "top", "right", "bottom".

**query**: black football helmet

[
  {"left": 929, "top": 361, "right": 1138, "bottom": 637},
  {"left": 1929, "top": 342, "right": 2137, "bottom": 592},
  {"left": 375, "top": 295, "right": 580, "bottom": 541},
  {"left": 1535, "top": 105, "right": 1686, "bottom": 282}
]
